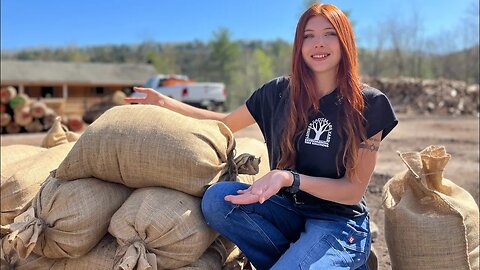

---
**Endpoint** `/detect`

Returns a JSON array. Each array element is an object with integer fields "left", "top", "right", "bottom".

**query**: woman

[{"left": 126, "top": 3, "right": 397, "bottom": 269}]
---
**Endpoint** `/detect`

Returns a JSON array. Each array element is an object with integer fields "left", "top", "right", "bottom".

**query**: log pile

[
  {"left": 1, "top": 86, "right": 57, "bottom": 134},
  {"left": 364, "top": 77, "right": 479, "bottom": 116},
  {"left": 0, "top": 86, "right": 85, "bottom": 134}
]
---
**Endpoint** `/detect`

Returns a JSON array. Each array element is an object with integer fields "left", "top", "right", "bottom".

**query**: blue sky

[{"left": 1, "top": 0, "right": 478, "bottom": 51}]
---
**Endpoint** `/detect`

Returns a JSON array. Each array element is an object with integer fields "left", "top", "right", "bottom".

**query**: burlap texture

[
  {"left": 235, "top": 138, "right": 270, "bottom": 184},
  {"left": 41, "top": 117, "right": 69, "bottom": 148},
  {"left": 109, "top": 187, "right": 218, "bottom": 270},
  {"left": 382, "top": 145, "right": 479, "bottom": 270},
  {"left": 176, "top": 238, "right": 227, "bottom": 270},
  {"left": 0, "top": 145, "right": 46, "bottom": 176},
  {"left": 1, "top": 143, "right": 75, "bottom": 226},
  {"left": 1, "top": 234, "right": 117, "bottom": 270},
  {"left": 52, "top": 105, "right": 236, "bottom": 197},
  {"left": 6, "top": 177, "right": 131, "bottom": 259}
]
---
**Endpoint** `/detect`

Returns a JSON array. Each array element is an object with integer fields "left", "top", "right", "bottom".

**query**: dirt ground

[{"left": 1, "top": 113, "right": 478, "bottom": 269}]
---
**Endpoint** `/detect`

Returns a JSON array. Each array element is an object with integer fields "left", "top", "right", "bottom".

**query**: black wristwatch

[{"left": 284, "top": 170, "right": 300, "bottom": 194}]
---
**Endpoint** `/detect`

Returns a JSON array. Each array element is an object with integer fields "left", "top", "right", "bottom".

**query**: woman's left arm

[
  {"left": 298, "top": 130, "right": 382, "bottom": 205},
  {"left": 225, "top": 131, "right": 383, "bottom": 205}
]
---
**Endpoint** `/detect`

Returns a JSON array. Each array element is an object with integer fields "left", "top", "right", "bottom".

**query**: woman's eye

[
  {"left": 303, "top": 34, "right": 313, "bottom": 39},
  {"left": 325, "top": 31, "right": 337, "bottom": 36}
]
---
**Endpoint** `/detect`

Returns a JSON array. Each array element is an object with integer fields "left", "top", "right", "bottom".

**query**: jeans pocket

[
  {"left": 337, "top": 227, "right": 369, "bottom": 253},
  {"left": 299, "top": 234, "right": 353, "bottom": 269},
  {"left": 322, "top": 230, "right": 369, "bottom": 268}
]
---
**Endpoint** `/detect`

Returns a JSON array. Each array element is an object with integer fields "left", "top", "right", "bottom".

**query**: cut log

[
  {"left": 0, "top": 113, "right": 11, "bottom": 127},
  {"left": 31, "top": 101, "right": 47, "bottom": 118},
  {"left": 25, "top": 119, "right": 44, "bottom": 133},
  {"left": 42, "top": 108, "right": 57, "bottom": 130},
  {"left": 5, "top": 122, "right": 21, "bottom": 134},
  {"left": 0, "top": 86, "right": 17, "bottom": 104},
  {"left": 66, "top": 116, "right": 84, "bottom": 132},
  {"left": 13, "top": 107, "right": 33, "bottom": 127},
  {"left": 9, "top": 93, "right": 31, "bottom": 110}
]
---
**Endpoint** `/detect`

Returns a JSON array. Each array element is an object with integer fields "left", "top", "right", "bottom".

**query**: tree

[
  {"left": 268, "top": 39, "right": 292, "bottom": 77},
  {"left": 251, "top": 48, "right": 274, "bottom": 89},
  {"left": 147, "top": 44, "right": 179, "bottom": 74},
  {"left": 207, "top": 28, "right": 240, "bottom": 85},
  {"left": 310, "top": 118, "right": 332, "bottom": 140}
]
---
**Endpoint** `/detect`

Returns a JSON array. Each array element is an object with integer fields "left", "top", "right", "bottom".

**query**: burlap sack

[
  {"left": 65, "top": 131, "right": 81, "bottom": 143},
  {"left": 176, "top": 238, "right": 228, "bottom": 270},
  {"left": 108, "top": 187, "right": 218, "bottom": 270},
  {"left": 6, "top": 177, "right": 131, "bottom": 259},
  {"left": 41, "top": 117, "right": 69, "bottom": 148},
  {"left": 382, "top": 145, "right": 479, "bottom": 270},
  {"left": 52, "top": 105, "right": 239, "bottom": 197},
  {"left": 235, "top": 137, "right": 270, "bottom": 185},
  {"left": 0, "top": 145, "right": 46, "bottom": 175},
  {"left": 1, "top": 142, "right": 75, "bottom": 226},
  {"left": 1, "top": 234, "right": 117, "bottom": 270}
]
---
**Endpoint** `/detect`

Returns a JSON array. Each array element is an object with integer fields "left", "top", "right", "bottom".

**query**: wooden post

[{"left": 62, "top": 84, "right": 68, "bottom": 99}]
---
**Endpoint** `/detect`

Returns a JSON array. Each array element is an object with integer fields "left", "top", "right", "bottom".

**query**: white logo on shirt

[{"left": 304, "top": 118, "right": 332, "bottom": 147}]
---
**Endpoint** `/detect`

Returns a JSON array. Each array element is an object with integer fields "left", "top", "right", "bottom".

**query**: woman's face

[{"left": 301, "top": 15, "right": 341, "bottom": 76}]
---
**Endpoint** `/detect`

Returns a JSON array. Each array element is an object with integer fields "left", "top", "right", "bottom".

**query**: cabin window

[
  {"left": 92, "top": 87, "right": 105, "bottom": 95},
  {"left": 41, "top": 87, "right": 54, "bottom": 98}
]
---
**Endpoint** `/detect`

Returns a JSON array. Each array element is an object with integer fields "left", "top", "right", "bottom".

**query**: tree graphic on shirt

[{"left": 310, "top": 118, "right": 332, "bottom": 140}]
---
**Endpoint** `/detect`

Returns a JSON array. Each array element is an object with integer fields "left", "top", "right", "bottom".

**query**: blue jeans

[{"left": 201, "top": 182, "right": 371, "bottom": 270}]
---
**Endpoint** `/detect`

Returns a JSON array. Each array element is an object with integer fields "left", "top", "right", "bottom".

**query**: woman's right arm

[{"left": 124, "top": 87, "right": 256, "bottom": 133}]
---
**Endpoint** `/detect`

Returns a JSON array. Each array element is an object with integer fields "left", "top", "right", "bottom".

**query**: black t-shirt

[{"left": 245, "top": 76, "right": 398, "bottom": 217}]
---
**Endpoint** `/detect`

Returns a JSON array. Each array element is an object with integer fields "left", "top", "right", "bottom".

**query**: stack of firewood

[
  {"left": 364, "top": 77, "right": 479, "bottom": 116},
  {"left": 0, "top": 86, "right": 84, "bottom": 134}
]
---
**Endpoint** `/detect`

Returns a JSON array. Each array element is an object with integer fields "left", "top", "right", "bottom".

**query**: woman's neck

[{"left": 313, "top": 71, "right": 338, "bottom": 98}]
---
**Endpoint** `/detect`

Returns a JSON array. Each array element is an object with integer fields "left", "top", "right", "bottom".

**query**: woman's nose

[{"left": 314, "top": 40, "right": 324, "bottom": 49}]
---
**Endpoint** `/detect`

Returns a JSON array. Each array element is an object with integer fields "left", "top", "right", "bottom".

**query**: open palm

[{"left": 124, "top": 87, "right": 168, "bottom": 106}]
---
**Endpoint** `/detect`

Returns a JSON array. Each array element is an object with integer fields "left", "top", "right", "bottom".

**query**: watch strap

[{"left": 285, "top": 170, "right": 300, "bottom": 194}]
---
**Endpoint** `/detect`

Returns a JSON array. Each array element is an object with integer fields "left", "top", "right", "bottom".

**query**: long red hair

[{"left": 277, "top": 3, "right": 366, "bottom": 180}]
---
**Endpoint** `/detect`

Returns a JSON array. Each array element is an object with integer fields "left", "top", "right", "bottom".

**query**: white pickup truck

[{"left": 131, "top": 74, "right": 226, "bottom": 111}]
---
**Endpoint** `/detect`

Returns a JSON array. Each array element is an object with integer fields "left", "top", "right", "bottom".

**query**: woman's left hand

[{"left": 224, "top": 170, "right": 292, "bottom": 205}]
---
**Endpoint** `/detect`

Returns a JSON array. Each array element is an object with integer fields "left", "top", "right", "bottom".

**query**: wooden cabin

[{"left": 1, "top": 60, "right": 156, "bottom": 117}]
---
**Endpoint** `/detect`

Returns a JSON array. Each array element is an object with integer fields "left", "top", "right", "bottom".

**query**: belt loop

[{"left": 293, "top": 194, "right": 304, "bottom": 205}]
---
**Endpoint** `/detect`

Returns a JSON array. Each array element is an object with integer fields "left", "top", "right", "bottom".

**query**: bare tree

[{"left": 310, "top": 118, "right": 332, "bottom": 140}]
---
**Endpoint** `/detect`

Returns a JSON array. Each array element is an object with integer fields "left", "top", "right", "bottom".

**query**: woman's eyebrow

[{"left": 304, "top": 27, "right": 335, "bottom": 32}]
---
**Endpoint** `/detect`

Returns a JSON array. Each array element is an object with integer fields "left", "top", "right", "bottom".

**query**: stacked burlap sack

[
  {"left": 1, "top": 116, "right": 82, "bottom": 232},
  {"left": 1, "top": 142, "right": 76, "bottom": 229},
  {"left": 1, "top": 234, "right": 118, "bottom": 270},
  {"left": 50, "top": 105, "right": 266, "bottom": 196},
  {"left": 382, "top": 146, "right": 479, "bottom": 270},
  {"left": 2, "top": 104, "right": 269, "bottom": 269}
]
